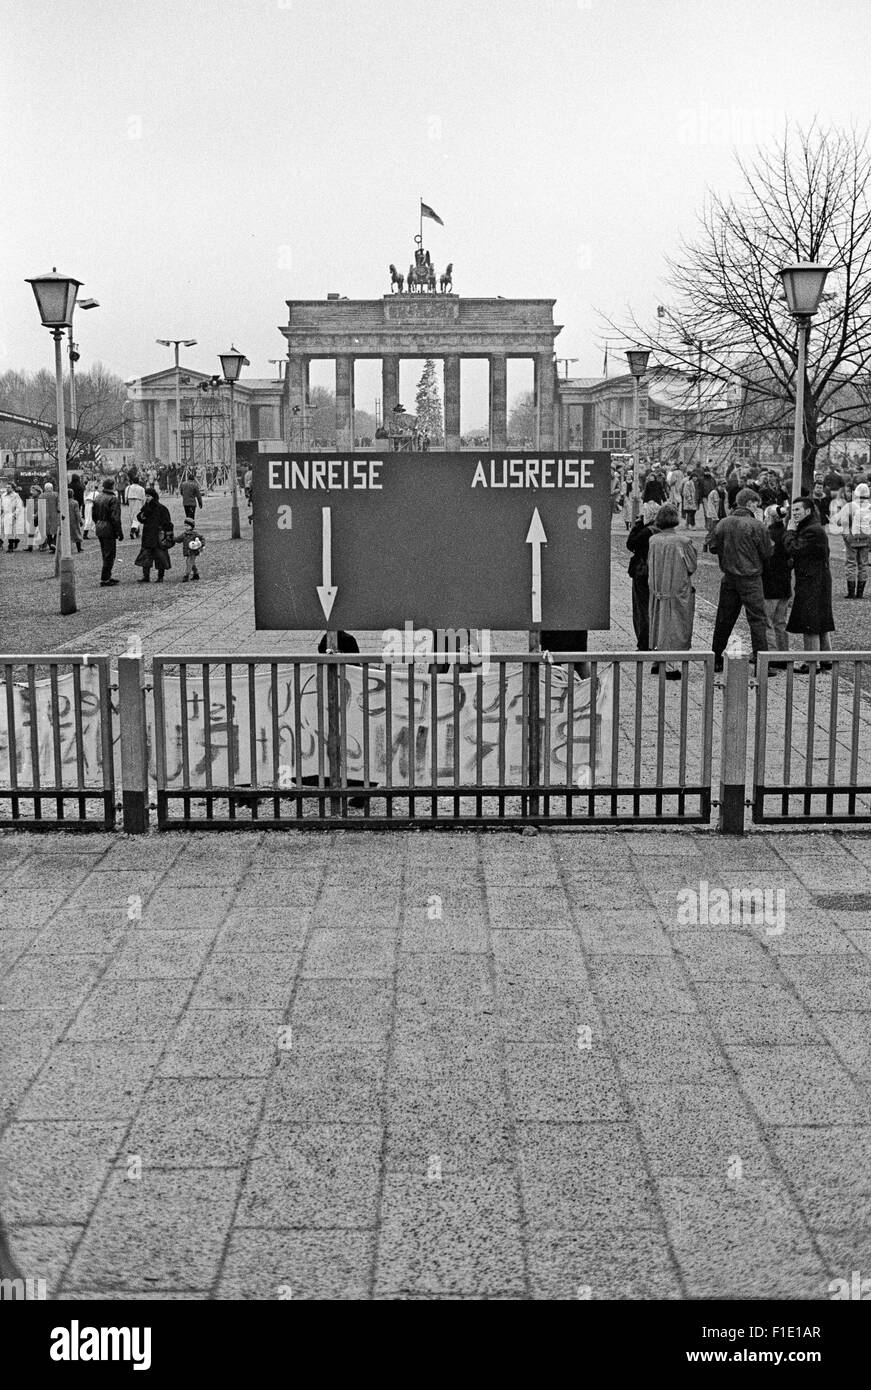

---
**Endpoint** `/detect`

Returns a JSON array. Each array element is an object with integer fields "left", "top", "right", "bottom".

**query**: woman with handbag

[{"left": 134, "top": 486, "right": 174, "bottom": 582}]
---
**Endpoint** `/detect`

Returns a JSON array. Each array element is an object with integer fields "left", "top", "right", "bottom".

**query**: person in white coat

[{"left": 1, "top": 484, "right": 26, "bottom": 550}]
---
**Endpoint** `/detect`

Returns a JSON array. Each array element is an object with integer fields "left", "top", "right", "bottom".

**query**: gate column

[
  {"left": 336, "top": 355, "right": 353, "bottom": 450},
  {"left": 444, "top": 354, "right": 461, "bottom": 451},
  {"left": 382, "top": 355, "right": 400, "bottom": 424},
  {"left": 489, "top": 354, "right": 507, "bottom": 450},
  {"left": 285, "top": 356, "right": 308, "bottom": 446},
  {"left": 535, "top": 352, "right": 556, "bottom": 450}
]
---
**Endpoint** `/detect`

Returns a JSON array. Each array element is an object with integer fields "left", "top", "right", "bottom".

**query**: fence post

[
  {"left": 718, "top": 652, "right": 749, "bottom": 835},
  {"left": 325, "top": 634, "right": 342, "bottom": 817},
  {"left": 118, "top": 654, "right": 149, "bottom": 833},
  {"left": 528, "top": 632, "right": 541, "bottom": 820}
]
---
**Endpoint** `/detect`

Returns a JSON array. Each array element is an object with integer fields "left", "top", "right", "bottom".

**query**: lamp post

[
  {"left": 219, "top": 346, "right": 249, "bottom": 539},
  {"left": 626, "top": 349, "right": 650, "bottom": 523},
  {"left": 68, "top": 298, "right": 99, "bottom": 433},
  {"left": 26, "top": 269, "right": 81, "bottom": 615},
  {"left": 778, "top": 263, "right": 830, "bottom": 499},
  {"left": 157, "top": 337, "right": 197, "bottom": 477}
]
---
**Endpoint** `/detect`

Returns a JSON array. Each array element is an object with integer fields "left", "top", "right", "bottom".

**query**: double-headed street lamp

[
  {"left": 68, "top": 298, "right": 99, "bottom": 432},
  {"left": 778, "top": 263, "right": 831, "bottom": 499},
  {"left": 219, "top": 346, "right": 249, "bottom": 539},
  {"left": 626, "top": 349, "right": 650, "bottom": 523},
  {"left": 157, "top": 337, "right": 197, "bottom": 476},
  {"left": 26, "top": 269, "right": 82, "bottom": 614}
]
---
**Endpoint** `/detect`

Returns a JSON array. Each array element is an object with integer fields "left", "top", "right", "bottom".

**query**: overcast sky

[{"left": 2, "top": 0, "right": 868, "bottom": 427}]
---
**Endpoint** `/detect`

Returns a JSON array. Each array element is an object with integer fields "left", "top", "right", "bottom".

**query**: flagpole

[{"left": 419, "top": 195, "right": 422, "bottom": 246}]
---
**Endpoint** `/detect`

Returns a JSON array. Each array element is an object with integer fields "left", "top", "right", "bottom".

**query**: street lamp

[
  {"left": 219, "top": 345, "right": 249, "bottom": 539},
  {"left": 26, "top": 269, "right": 81, "bottom": 614},
  {"left": 778, "top": 263, "right": 830, "bottom": 498},
  {"left": 626, "top": 349, "right": 650, "bottom": 523},
  {"left": 68, "top": 298, "right": 99, "bottom": 433},
  {"left": 157, "top": 337, "right": 197, "bottom": 478}
]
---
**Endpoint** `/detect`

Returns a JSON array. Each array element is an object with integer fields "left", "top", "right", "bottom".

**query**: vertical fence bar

[
  {"left": 384, "top": 661, "right": 393, "bottom": 819},
  {"left": 475, "top": 664, "right": 484, "bottom": 818},
  {"left": 270, "top": 663, "right": 281, "bottom": 820},
  {"left": 325, "top": 641, "right": 342, "bottom": 819},
  {"left": 225, "top": 663, "right": 236, "bottom": 821},
  {"left": 118, "top": 654, "right": 149, "bottom": 833},
  {"left": 826, "top": 664, "right": 839, "bottom": 818},
  {"left": 179, "top": 663, "right": 191, "bottom": 824},
  {"left": 247, "top": 663, "right": 259, "bottom": 820},
  {"left": 292, "top": 662, "right": 303, "bottom": 820},
  {"left": 528, "top": 638, "right": 541, "bottom": 821},
  {"left": 700, "top": 656, "right": 715, "bottom": 822},
  {"left": 96, "top": 659, "right": 116, "bottom": 830},
  {"left": 542, "top": 658, "right": 552, "bottom": 819},
  {"left": 633, "top": 664, "right": 643, "bottom": 817},
  {"left": 654, "top": 665, "right": 666, "bottom": 819},
  {"left": 498, "top": 661, "right": 507, "bottom": 818},
  {"left": 782, "top": 665, "right": 794, "bottom": 818},
  {"left": 753, "top": 657, "right": 769, "bottom": 822},
  {"left": 677, "top": 660, "right": 689, "bottom": 818},
  {"left": 430, "top": 662, "right": 439, "bottom": 820},
  {"left": 804, "top": 662, "right": 817, "bottom": 816},
  {"left": 610, "top": 662, "right": 620, "bottom": 817},
  {"left": 565, "top": 658, "right": 575, "bottom": 819},
  {"left": 153, "top": 660, "right": 168, "bottom": 827},
  {"left": 587, "top": 660, "right": 598, "bottom": 821},
  {"left": 315, "top": 662, "right": 326, "bottom": 820},
  {"left": 4, "top": 662, "right": 20, "bottom": 822},
  {"left": 407, "top": 661, "right": 415, "bottom": 821},
  {"left": 202, "top": 662, "right": 214, "bottom": 821},
  {"left": 26, "top": 664, "right": 41, "bottom": 821},
  {"left": 849, "top": 661, "right": 861, "bottom": 816},
  {"left": 362, "top": 660, "right": 371, "bottom": 820},
  {"left": 452, "top": 660, "right": 461, "bottom": 819},
  {"left": 71, "top": 664, "right": 87, "bottom": 821},
  {"left": 49, "top": 665, "right": 64, "bottom": 820},
  {"left": 719, "top": 652, "right": 749, "bottom": 834}
]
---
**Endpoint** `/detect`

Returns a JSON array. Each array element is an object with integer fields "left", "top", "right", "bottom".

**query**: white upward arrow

[
  {"left": 316, "top": 507, "right": 338, "bottom": 621},
  {"left": 526, "top": 507, "right": 547, "bottom": 625}
]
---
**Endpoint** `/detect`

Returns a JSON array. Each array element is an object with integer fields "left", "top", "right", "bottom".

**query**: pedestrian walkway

[{"left": 1, "top": 827, "right": 869, "bottom": 1298}]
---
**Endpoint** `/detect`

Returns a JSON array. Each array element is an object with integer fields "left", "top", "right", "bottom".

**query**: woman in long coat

[
  {"left": 68, "top": 488, "right": 83, "bottom": 552},
  {"left": 134, "top": 486, "right": 173, "bottom": 582},
  {"left": 783, "top": 497, "right": 835, "bottom": 671},
  {"left": 626, "top": 500, "right": 660, "bottom": 650},
  {"left": 648, "top": 504, "right": 698, "bottom": 679}
]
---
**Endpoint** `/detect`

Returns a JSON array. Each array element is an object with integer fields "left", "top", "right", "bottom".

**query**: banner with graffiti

[{"left": 0, "top": 661, "right": 613, "bottom": 793}]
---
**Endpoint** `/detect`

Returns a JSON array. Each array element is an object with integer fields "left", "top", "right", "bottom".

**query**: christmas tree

[{"left": 414, "top": 359, "right": 444, "bottom": 445}]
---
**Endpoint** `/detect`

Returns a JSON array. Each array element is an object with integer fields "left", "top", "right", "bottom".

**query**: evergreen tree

[{"left": 414, "top": 359, "right": 444, "bottom": 444}]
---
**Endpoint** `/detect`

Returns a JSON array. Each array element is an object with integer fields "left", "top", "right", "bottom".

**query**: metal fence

[
  {"left": 150, "top": 651, "right": 715, "bottom": 829},
  {"left": 752, "top": 651, "right": 871, "bottom": 824},
  {"left": 0, "top": 656, "right": 116, "bottom": 828}
]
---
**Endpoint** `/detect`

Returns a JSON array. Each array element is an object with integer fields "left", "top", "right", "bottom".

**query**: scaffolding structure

[{"left": 179, "top": 382, "right": 231, "bottom": 486}]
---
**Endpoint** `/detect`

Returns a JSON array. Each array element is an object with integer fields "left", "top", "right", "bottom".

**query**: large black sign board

[{"left": 252, "top": 449, "right": 612, "bottom": 631}]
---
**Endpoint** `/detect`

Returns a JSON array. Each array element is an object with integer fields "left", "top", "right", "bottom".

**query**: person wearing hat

[
  {"left": 90, "top": 477, "right": 123, "bottom": 586},
  {"left": 626, "top": 500, "right": 660, "bottom": 651},
  {"left": 835, "top": 480, "right": 871, "bottom": 598}
]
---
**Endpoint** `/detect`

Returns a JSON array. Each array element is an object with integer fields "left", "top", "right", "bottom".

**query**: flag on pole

[
  {"left": 420, "top": 201, "right": 444, "bottom": 226},
  {"left": 603, "top": 344, "right": 609, "bottom": 377}
]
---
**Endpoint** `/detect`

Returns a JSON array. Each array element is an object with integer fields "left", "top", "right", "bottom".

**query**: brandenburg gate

[{"left": 280, "top": 278, "right": 562, "bottom": 451}]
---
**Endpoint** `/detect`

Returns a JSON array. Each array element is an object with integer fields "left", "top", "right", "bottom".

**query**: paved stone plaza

[{"left": 0, "top": 826, "right": 869, "bottom": 1299}]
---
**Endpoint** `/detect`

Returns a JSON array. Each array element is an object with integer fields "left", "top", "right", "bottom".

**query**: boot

[
  {"left": 857, "top": 581, "right": 866, "bottom": 599},
  {"left": 847, "top": 581, "right": 856, "bottom": 599}
]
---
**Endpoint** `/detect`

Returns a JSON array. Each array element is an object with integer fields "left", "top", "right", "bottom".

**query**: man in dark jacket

[
  {"left": 91, "top": 477, "right": 123, "bottom": 586},
  {"left": 709, "top": 487, "right": 773, "bottom": 671},
  {"left": 783, "top": 496, "right": 835, "bottom": 672},
  {"left": 179, "top": 476, "right": 203, "bottom": 520}
]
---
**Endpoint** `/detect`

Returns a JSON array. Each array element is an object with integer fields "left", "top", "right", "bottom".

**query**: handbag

[{"left": 158, "top": 524, "right": 175, "bottom": 549}]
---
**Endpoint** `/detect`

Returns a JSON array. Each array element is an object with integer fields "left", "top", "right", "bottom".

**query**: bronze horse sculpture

[
  {"left": 439, "top": 262, "right": 453, "bottom": 294},
  {"left": 389, "top": 264, "right": 405, "bottom": 293}
]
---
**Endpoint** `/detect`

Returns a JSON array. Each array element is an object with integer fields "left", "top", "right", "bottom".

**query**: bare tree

[{"left": 611, "top": 123, "right": 871, "bottom": 491}]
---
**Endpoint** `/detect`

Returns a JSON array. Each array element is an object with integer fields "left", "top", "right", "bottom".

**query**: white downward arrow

[
  {"left": 316, "top": 506, "right": 338, "bottom": 621},
  {"left": 526, "top": 507, "right": 547, "bottom": 625}
]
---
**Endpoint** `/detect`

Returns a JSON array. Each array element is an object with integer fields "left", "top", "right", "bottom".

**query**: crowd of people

[
  {"left": 0, "top": 466, "right": 207, "bottom": 589},
  {"left": 623, "top": 458, "right": 870, "bottom": 676}
]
